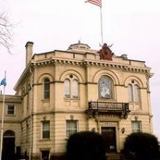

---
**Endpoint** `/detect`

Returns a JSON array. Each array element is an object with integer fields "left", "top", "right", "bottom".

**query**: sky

[{"left": 0, "top": 0, "right": 160, "bottom": 140}]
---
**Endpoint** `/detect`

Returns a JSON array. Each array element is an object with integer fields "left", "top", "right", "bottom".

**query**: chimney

[{"left": 25, "top": 41, "right": 34, "bottom": 66}]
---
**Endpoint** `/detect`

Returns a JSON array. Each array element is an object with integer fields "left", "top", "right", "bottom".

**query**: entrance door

[
  {"left": 101, "top": 127, "right": 117, "bottom": 152},
  {"left": 41, "top": 150, "right": 49, "bottom": 160},
  {"left": 2, "top": 130, "right": 15, "bottom": 160}
]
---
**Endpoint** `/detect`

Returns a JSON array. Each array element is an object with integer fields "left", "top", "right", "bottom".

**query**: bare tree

[{"left": 0, "top": 13, "right": 13, "bottom": 53}]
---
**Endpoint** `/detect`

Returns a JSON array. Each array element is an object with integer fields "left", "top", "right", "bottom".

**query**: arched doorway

[{"left": 2, "top": 130, "right": 15, "bottom": 160}]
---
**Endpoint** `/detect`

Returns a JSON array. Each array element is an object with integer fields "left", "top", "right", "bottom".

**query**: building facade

[{"left": 0, "top": 41, "right": 153, "bottom": 160}]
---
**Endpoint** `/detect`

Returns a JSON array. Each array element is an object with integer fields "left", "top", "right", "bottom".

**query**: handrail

[{"left": 87, "top": 101, "right": 130, "bottom": 118}]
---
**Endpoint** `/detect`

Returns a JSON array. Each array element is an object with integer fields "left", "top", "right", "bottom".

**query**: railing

[{"left": 86, "top": 101, "right": 130, "bottom": 118}]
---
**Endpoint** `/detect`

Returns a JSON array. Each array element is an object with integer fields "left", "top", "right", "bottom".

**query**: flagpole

[
  {"left": 86, "top": 0, "right": 103, "bottom": 45},
  {"left": 0, "top": 72, "right": 6, "bottom": 160},
  {"left": 100, "top": 5, "right": 103, "bottom": 45}
]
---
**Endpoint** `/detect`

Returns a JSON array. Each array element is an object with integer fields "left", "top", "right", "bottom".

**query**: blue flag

[{"left": 0, "top": 78, "right": 7, "bottom": 86}]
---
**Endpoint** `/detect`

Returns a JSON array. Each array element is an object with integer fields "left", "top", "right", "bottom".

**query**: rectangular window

[
  {"left": 42, "top": 121, "right": 50, "bottom": 139},
  {"left": 7, "top": 105, "right": 15, "bottom": 115},
  {"left": 132, "top": 121, "right": 141, "bottom": 132},
  {"left": 66, "top": 120, "right": 78, "bottom": 137}
]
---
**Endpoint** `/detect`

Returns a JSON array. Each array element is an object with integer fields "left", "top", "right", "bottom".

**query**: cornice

[
  {"left": 32, "top": 58, "right": 84, "bottom": 67},
  {"left": 0, "top": 120, "right": 21, "bottom": 123},
  {"left": 84, "top": 60, "right": 150, "bottom": 74},
  {"left": 31, "top": 58, "right": 150, "bottom": 75},
  {"left": 21, "top": 111, "right": 86, "bottom": 122},
  {"left": 0, "top": 95, "right": 22, "bottom": 103}
]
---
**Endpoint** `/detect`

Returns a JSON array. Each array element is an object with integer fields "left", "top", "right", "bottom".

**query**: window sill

[
  {"left": 41, "top": 99, "right": 50, "bottom": 102},
  {"left": 39, "top": 138, "right": 50, "bottom": 141},
  {"left": 129, "top": 102, "right": 140, "bottom": 104},
  {"left": 97, "top": 98, "right": 115, "bottom": 102},
  {"left": 64, "top": 98, "right": 80, "bottom": 101},
  {"left": 5, "top": 114, "right": 16, "bottom": 117}
]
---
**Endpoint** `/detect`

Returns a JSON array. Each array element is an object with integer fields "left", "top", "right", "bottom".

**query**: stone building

[{"left": 0, "top": 41, "right": 153, "bottom": 160}]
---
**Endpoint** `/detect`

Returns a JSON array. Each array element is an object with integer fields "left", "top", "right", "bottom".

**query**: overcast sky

[{"left": 0, "top": 0, "right": 160, "bottom": 139}]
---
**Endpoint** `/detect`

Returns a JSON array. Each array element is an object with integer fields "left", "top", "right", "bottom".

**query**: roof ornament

[{"left": 98, "top": 43, "right": 114, "bottom": 60}]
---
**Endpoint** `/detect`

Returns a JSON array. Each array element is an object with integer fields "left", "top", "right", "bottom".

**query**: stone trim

[{"left": 31, "top": 59, "right": 150, "bottom": 75}]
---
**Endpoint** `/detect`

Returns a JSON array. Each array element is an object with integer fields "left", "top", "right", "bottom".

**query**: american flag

[{"left": 86, "top": 0, "right": 102, "bottom": 7}]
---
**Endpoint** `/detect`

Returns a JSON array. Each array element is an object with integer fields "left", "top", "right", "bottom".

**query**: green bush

[
  {"left": 122, "top": 132, "right": 160, "bottom": 160},
  {"left": 66, "top": 131, "right": 106, "bottom": 160}
]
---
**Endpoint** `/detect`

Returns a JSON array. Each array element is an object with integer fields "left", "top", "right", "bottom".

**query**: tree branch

[{"left": 0, "top": 13, "right": 13, "bottom": 54}]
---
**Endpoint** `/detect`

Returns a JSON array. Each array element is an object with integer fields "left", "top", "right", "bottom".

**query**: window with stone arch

[
  {"left": 99, "top": 75, "right": 113, "bottom": 99},
  {"left": 43, "top": 77, "right": 50, "bottom": 99},
  {"left": 128, "top": 80, "right": 140, "bottom": 103},
  {"left": 64, "top": 74, "right": 79, "bottom": 98}
]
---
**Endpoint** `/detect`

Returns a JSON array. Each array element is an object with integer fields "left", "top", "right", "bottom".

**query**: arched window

[
  {"left": 44, "top": 78, "right": 50, "bottom": 99},
  {"left": 128, "top": 84, "right": 133, "bottom": 102},
  {"left": 133, "top": 85, "right": 140, "bottom": 102},
  {"left": 128, "top": 80, "right": 140, "bottom": 103},
  {"left": 64, "top": 75, "right": 79, "bottom": 98},
  {"left": 99, "top": 76, "right": 113, "bottom": 99},
  {"left": 64, "top": 79, "right": 70, "bottom": 98},
  {"left": 72, "top": 79, "right": 78, "bottom": 98}
]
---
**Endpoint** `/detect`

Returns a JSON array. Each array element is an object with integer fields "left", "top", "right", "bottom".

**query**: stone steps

[{"left": 106, "top": 153, "right": 121, "bottom": 160}]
